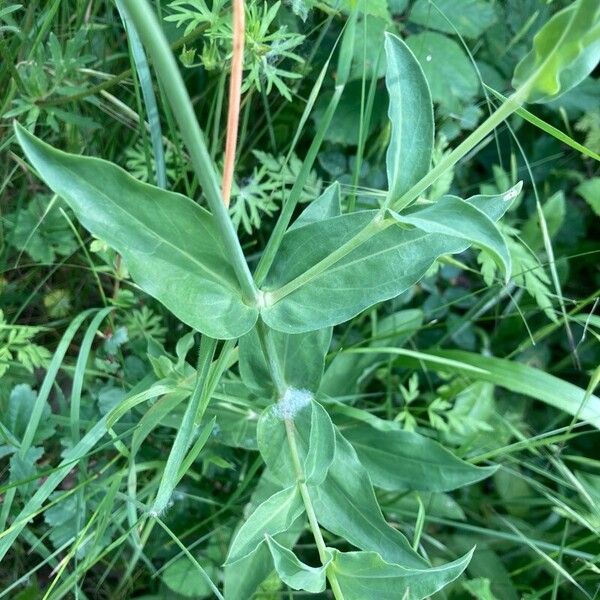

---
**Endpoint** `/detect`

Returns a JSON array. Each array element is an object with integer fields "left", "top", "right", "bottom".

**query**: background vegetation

[{"left": 1, "top": 0, "right": 599, "bottom": 598}]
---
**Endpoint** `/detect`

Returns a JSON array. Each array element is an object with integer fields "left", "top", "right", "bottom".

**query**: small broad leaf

[
  {"left": 330, "top": 547, "right": 474, "bottom": 599},
  {"left": 512, "top": 0, "right": 600, "bottom": 104},
  {"left": 310, "top": 431, "right": 427, "bottom": 568},
  {"left": 257, "top": 392, "right": 335, "bottom": 486},
  {"left": 265, "top": 535, "right": 329, "bottom": 593},
  {"left": 239, "top": 327, "right": 332, "bottom": 397},
  {"left": 161, "top": 556, "right": 216, "bottom": 599},
  {"left": 344, "top": 424, "right": 497, "bottom": 492},
  {"left": 14, "top": 123, "right": 258, "bottom": 339},
  {"left": 289, "top": 182, "right": 341, "bottom": 231},
  {"left": 384, "top": 32, "right": 434, "bottom": 202},
  {"left": 10, "top": 447, "right": 43, "bottom": 497},
  {"left": 262, "top": 186, "right": 518, "bottom": 334},
  {"left": 225, "top": 485, "right": 304, "bottom": 564},
  {"left": 4, "top": 384, "right": 55, "bottom": 444},
  {"left": 409, "top": 0, "right": 497, "bottom": 38},
  {"left": 389, "top": 194, "right": 512, "bottom": 281}
]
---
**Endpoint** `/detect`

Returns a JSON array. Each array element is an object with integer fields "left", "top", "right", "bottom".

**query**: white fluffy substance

[{"left": 276, "top": 387, "right": 312, "bottom": 420}]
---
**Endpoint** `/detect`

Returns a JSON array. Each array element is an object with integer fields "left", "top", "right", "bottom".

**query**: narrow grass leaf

[{"left": 151, "top": 336, "right": 216, "bottom": 515}]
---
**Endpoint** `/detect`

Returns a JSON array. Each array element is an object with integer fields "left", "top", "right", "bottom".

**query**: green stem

[
  {"left": 266, "top": 215, "right": 390, "bottom": 305},
  {"left": 254, "top": 84, "right": 345, "bottom": 285},
  {"left": 264, "top": 96, "right": 524, "bottom": 309},
  {"left": 388, "top": 93, "right": 524, "bottom": 212},
  {"left": 121, "top": 0, "right": 258, "bottom": 305},
  {"left": 254, "top": 10, "right": 357, "bottom": 286},
  {"left": 151, "top": 335, "right": 216, "bottom": 515},
  {"left": 257, "top": 324, "right": 344, "bottom": 600}
]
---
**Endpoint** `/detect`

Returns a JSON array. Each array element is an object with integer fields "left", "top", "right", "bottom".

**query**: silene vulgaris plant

[{"left": 7, "top": 0, "right": 600, "bottom": 597}]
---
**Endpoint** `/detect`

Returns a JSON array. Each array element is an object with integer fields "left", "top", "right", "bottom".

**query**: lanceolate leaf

[
  {"left": 257, "top": 393, "right": 335, "bottom": 486},
  {"left": 512, "top": 0, "right": 600, "bottom": 103},
  {"left": 262, "top": 186, "right": 519, "bottom": 334},
  {"left": 390, "top": 194, "right": 512, "bottom": 281},
  {"left": 330, "top": 547, "right": 474, "bottom": 600},
  {"left": 224, "top": 474, "right": 305, "bottom": 600},
  {"left": 384, "top": 32, "right": 434, "bottom": 202},
  {"left": 225, "top": 485, "right": 304, "bottom": 564},
  {"left": 344, "top": 424, "right": 497, "bottom": 492},
  {"left": 265, "top": 535, "right": 329, "bottom": 593},
  {"left": 310, "top": 432, "right": 428, "bottom": 568},
  {"left": 14, "top": 123, "right": 258, "bottom": 339}
]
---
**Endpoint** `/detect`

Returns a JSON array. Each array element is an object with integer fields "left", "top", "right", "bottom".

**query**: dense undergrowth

[{"left": 1, "top": 0, "right": 600, "bottom": 598}]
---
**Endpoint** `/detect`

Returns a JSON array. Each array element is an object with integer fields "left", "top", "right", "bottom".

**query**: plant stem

[
  {"left": 254, "top": 10, "right": 357, "bottom": 286},
  {"left": 221, "top": 0, "right": 245, "bottom": 207},
  {"left": 257, "top": 323, "right": 344, "bottom": 600},
  {"left": 388, "top": 93, "right": 524, "bottom": 212},
  {"left": 254, "top": 83, "right": 345, "bottom": 285},
  {"left": 264, "top": 95, "right": 525, "bottom": 308},
  {"left": 267, "top": 215, "right": 390, "bottom": 305},
  {"left": 121, "top": 0, "right": 258, "bottom": 305}
]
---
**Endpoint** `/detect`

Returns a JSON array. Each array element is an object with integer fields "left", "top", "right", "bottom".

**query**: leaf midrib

[{"left": 62, "top": 161, "right": 240, "bottom": 295}]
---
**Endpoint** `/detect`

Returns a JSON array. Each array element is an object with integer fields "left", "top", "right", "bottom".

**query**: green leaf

[
  {"left": 409, "top": 0, "right": 497, "bottom": 38},
  {"left": 463, "top": 577, "right": 499, "bottom": 600},
  {"left": 521, "top": 190, "right": 565, "bottom": 249},
  {"left": 512, "top": 0, "right": 600, "bottom": 103},
  {"left": 224, "top": 545, "right": 275, "bottom": 600},
  {"left": 262, "top": 187, "right": 517, "bottom": 334},
  {"left": 257, "top": 393, "right": 335, "bottom": 486},
  {"left": 224, "top": 473, "right": 304, "bottom": 600},
  {"left": 399, "top": 350, "right": 600, "bottom": 430},
  {"left": 320, "top": 309, "right": 423, "bottom": 398},
  {"left": 390, "top": 194, "right": 512, "bottom": 281},
  {"left": 385, "top": 33, "right": 434, "bottom": 202},
  {"left": 349, "top": 15, "right": 389, "bottom": 81},
  {"left": 43, "top": 492, "right": 84, "bottom": 552},
  {"left": 576, "top": 178, "right": 600, "bottom": 217},
  {"left": 161, "top": 556, "right": 216, "bottom": 599},
  {"left": 14, "top": 123, "right": 258, "bottom": 339},
  {"left": 289, "top": 182, "right": 341, "bottom": 231},
  {"left": 312, "top": 80, "right": 387, "bottom": 146},
  {"left": 344, "top": 424, "right": 497, "bottom": 492},
  {"left": 239, "top": 327, "right": 331, "bottom": 397},
  {"left": 3, "top": 384, "right": 54, "bottom": 444},
  {"left": 310, "top": 431, "right": 428, "bottom": 568},
  {"left": 6, "top": 194, "right": 77, "bottom": 264},
  {"left": 225, "top": 485, "right": 305, "bottom": 564},
  {"left": 265, "top": 535, "right": 328, "bottom": 593},
  {"left": 330, "top": 547, "right": 474, "bottom": 599},
  {"left": 405, "top": 32, "right": 478, "bottom": 112},
  {"left": 9, "top": 447, "right": 43, "bottom": 497}
]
